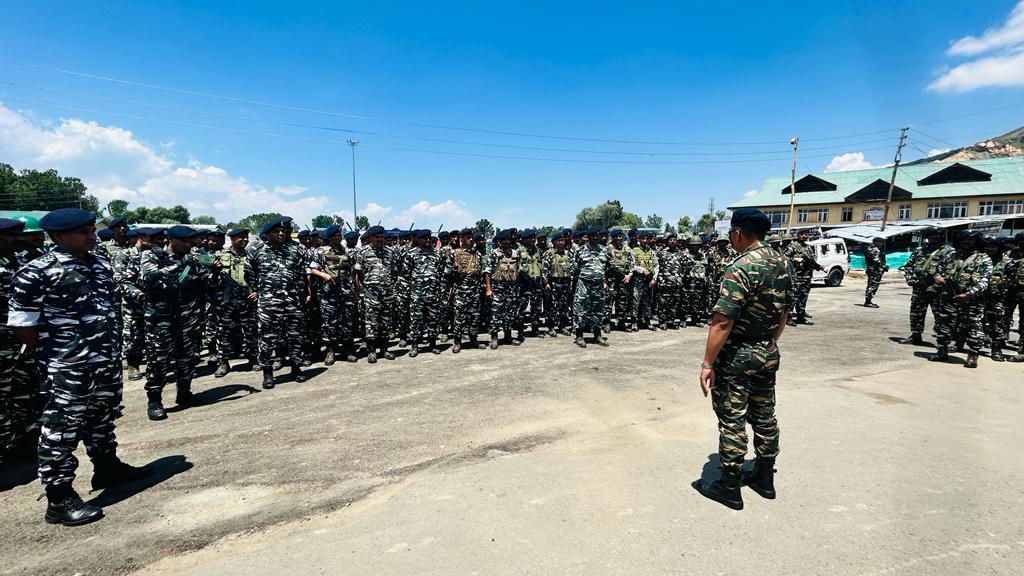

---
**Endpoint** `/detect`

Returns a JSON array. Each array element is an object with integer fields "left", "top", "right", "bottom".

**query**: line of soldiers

[{"left": 898, "top": 227, "right": 1024, "bottom": 367}]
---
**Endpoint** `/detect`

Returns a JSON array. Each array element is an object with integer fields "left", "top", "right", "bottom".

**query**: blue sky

[{"left": 2, "top": 1, "right": 1023, "bottom": 229}]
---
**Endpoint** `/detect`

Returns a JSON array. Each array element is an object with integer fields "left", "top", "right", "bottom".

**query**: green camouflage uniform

[
  {"left": 933, "top": 248, "right": 992, "bottom": 353},
  {"left": 571, "top": 244, "right": 609, "bottom": 332}
]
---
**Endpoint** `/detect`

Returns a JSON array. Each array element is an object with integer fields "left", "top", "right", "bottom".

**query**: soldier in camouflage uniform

[
  {"left": 785, "top": 229, "right": 823, "bottom": 326},
  {"left": 140, "top": 226, "right": 218, "bottom": 420},
  {"left": 898, "top": 227, "right": 949, "bottom": 345},
  {"left": 112, "top": 228, "right": 147, "bottom": 381},
  {"left": 8, "top": 209, "right": 149, "bottom": 526},
  {"left": 485, "top": 229, "right": 523, "bottom": 349},
  {"left": 543, "top": 232, "right": 574, "bottom": 337},
  {"left": 246, "top": 216, "right": 310, "bottom": 387},
  {"left": 354, "top": 226, "right": 396, "bottom": 363},
  {"left": 693, "top": 208, "right": 792, "bottom": 511},
  {"left": 862, "top": 237, "right": 888, "bottom": 308},
  {"left": 630, "top": 231, "right": 659, "bottom": 330},
  {"left": 202, "top": 229, "right": 226, "bottom": 359},
  {"left": 1007, "top": 233, "right": 1024, "bottom": 359},
  {"left": 436, "top": 230, "right": 454, "bottom": 340},
  {"left": 401, "top": 230, "right": 445, "bottom": 356},
  {"left": 448, "top": 229, "right": 485, "bottom": 353},
  {"left": 981, "top": 236, "right": 1010, "bottom": 362},
  {"left": 929, "top": 231, "right": 992, "bottom": 368},
  {"left": 312, "top": 225, "right": 358, "bottom": 365},
  {"left": 518, "top": 231, "right": 545, "bottom": 336},
  {"left": 0, "top": 219, "right": 37, "bottom": 462},
  {"left": 213, "top": 228, "right": 259, "bottom": 377},
  {"left": 682, "top": 236, "right": 709, "bottom": 326},
  {"left": 571, "top": 228, "right": 610, "bottom": 347},
  {"left": 604, "top": 230, "right": 634, "bottom": 331},
  {"left": 655, "top": 233, "right": 685, "bottom": 329}
]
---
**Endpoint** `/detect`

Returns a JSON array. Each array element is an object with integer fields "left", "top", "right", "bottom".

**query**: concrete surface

[{"left": 2, "top": 276, "right": 1022, "bottom": 576}]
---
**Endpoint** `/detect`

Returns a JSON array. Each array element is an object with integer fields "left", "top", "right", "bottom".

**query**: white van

[{"left": 808, "top": 238, "right": 850, "bottom": 287}]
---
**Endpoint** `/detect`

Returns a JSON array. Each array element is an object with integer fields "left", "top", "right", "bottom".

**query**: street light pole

[{"left": 347, "top": 139, "right": 359, "bottom": 229}]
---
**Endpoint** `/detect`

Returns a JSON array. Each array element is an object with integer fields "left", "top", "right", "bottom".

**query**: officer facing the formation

[
  {"left": 898, "top": 227, "right": 950, "bottom": 346},
  {"left": 214, "top": 228, "right": 259, "bottom": 376},
  {"left": 862, "top": 237, "right": 888, "bottom": 308},
  {"left": 246, "top": 216, "right": 309, "bottom": 387},
  {"left": 8, "top": 208, "right": 150, "bottom": 526},
  {"left": 785, "top": 228, "right": 823, "bottom": 326},
  {"left": 929, "top": 230, "right": 992, "bottom": 368},
  {"left": 692, "top": 208, "right": 793, "bottom": 511},
  {"left": 571, "top": 227, "right": 610, "bottom": 347}
]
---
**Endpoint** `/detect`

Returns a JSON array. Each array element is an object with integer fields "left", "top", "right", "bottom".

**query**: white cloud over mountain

[{"left": 928, "top": 1, "right": 1024, "bottom": 92}]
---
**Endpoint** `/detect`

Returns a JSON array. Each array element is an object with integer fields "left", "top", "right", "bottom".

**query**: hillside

[{"left": 907, "top": 125, "right": 1024, "bottom": 165}]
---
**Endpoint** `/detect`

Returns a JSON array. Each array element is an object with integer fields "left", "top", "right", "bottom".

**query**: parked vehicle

[{"left": 809, "top": 237, "right": 850, "bottom": 287}]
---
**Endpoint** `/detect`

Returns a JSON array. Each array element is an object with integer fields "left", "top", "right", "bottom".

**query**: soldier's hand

[
  {"left": 953, "top": 293, "right": 969, "bottom": 304},
  {"left": 486, "top": 289, "right": 493, "bottom": 298},
  {"left": 699, "top": 366, "right": 714, "bottom": 397},
  {"left": 248, "top": 292, "right": 258, "bottom": 301},
  {"left": 933, "top": 275, "right": 946, "bottom": 285},
  {"left": 135, "top": 293, "right": 145, "bottom": 303},
  {"left": 624, "top": 274, "right": 632, "bottom": 283},
  {"left": 649, "top": 280, "right": 656, "bottom": 288}
]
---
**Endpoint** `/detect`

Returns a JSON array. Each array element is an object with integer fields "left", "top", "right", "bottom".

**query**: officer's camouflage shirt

[
  {"left": 318, "top": 244, "right": 354, "bottom": 283},
  {"left": 354, "top": 245, "right": 396, "bottom": 286},
  {"left": 657, "top": 248, "right": 686, "bottom": 286},
  {"left": 685, "top": 248, "right": 709, "bottom": 280},
  {"left": 572, "top": 244, "right": 609, "bottom": 283},
  {"left": 713, "top": 240, "right": 794, "bottom": 342},
  {"left": 937, "top": 249, "right": 992, "bottom": 301},
  {"left": 606, "top": 243, "right": 634, "bottom": 279},
  {"left": 543, "top": 248, "right": 573, "bottom": 281},
  {"left": 401, "top": 246, "right": 445, "bottom": 288},
  {"left": 785, "top": 241, "right": 818, "bottom": 274},
  {"left": 864, "top": 244, "right": 886, "bottom": 271},
  {"left": 8, "top": 248, "right": 121, "bottom": 368},
  {"left": 116, "top": 246, "right": 145, "bottom": 303},
  {"left": 215, "top": 248, "right": 252, "bottom": 297},
  {"left": 485, "top": 247, "right": 520, "bottom": 283},
  {"left": 140, "top": 247, "right": 212, "bottom": 316},
  {"left": 0, "top": 254, "right": 18, "bottom": 327},
  {"left": 245, "top": 240, "right": 311, "bottom": 304}
]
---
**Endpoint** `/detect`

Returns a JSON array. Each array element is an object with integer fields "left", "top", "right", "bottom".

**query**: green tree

[
  {"left": 0, "top": 164, "right": 100, "bottom": 212},
  {"left": 644, "top": 213, "right": 663, "bottom": 229},
  {"left": 355, "top": 215, "right": 370, "bottom": 230},
  {"left": 311, "top": 214, "right": 346, "bottom": 229},
  {"left": 696, "top": 213, "right": 716, "bottom": 233},
  {"left": 475, "top": 218, "right": 495, "bottom": 239},
  {"left": 142, "top": 205, "right": 190, "bottom": 224},
  {"left": 228, "top": 213, "right": 282, "bottom": 234},
  {"left": 618, "top": 212, "right": 643, "bottom": 229},
  {"left": 664, "top": 222, "right": 676, "bottom": 233},
  {"left": 573, "top": 200, "right": 626, "bottom": 230},
  {"left": 106, "top": 199, "right": 130, "bottom": 218},
  {"left": 678, "top": 216, "right": 692, "bottom": 232},
  {"left": 191, "top": 215, "right": 217, "bottom": 225}
]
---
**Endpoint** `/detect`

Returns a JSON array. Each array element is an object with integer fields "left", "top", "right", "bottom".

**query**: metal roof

[
  {"left": 729, "top": 156, "right": 1024, "bottom": 209},
  {"left": 823, "top": 214, "right": 1022, "bottom": 243}
]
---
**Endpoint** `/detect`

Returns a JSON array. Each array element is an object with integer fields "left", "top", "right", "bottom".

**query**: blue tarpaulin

[{"left": 850, "top": 251, "right": 911, "bottom": 271}]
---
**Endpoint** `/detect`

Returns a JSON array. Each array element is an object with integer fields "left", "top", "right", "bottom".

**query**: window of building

[
  {"left": 978, "top": 200, "right": 1023, "bottom": 216},
  {"left": 815, "top": 208, "right": 828, "bottom": 222},
  {"left": 797, "top": 209, "right": 809, "bottom": 223},
  {"left": 764, "top": 210, "right": 789, "bottom": 227},
  {"left": 841, "top": 207, "right": 853, "bottom": 222},
  {"left": 898, "top": 204, "right": 911, "bottom": 219},
  {"left": 926, "top": 202, "right": 967, "bottom": 219}
]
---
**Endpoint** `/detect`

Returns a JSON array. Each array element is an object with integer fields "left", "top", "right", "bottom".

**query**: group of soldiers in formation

[{"left": 896, "top": 227, "right": 1024, "bottom": 368}]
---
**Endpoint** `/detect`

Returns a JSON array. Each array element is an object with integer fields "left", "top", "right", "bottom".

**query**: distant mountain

[{"left": 906, "top": 125, "right": 1024, "bottom": 165}]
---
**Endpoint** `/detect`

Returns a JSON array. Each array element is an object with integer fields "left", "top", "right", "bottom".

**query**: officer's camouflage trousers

[
  {"left": 0, "top": 330, "right": 36, "bottom": 454},
  {"left": 630, "top": 276, "right": 655, "bottom": 324},
  {"left": 121, "top": 299, "right": 145, "bottom": 366},
  {"left": 985, "top": 298, "right": 1008, "bottom": 346},
  {"left": 408, "top": 282, "right": 442, "bottom": 343},
  {"left": 573, "top": 278, "right": 605, "bottom": 333},
  {"left": 439, "top": 280, "right": 454, "bottom": 335},
  {"left": 518, "top": 283, "right": 544, "bottom": 329},
  {"left": 319, "top": 281, "right": 354, "bottom": 350},
  {"left": 360, "top": 284, "right": 393, "bottom": 342},
  {"left": 865, "top": 267, "right": 884, "bottom": 301},
  {"left": 934, "top": 298, "right": 986, "bottom": 352},
  {"left": 791, "top": 272, "right": 813, "bottom": 319},
  {"left": 303, "top": 290, "right": 321, "bottom": 356},
  {"left": 217, "top": 292, "right": 258, "bottom": 363},
  {"left": 144, "top": 311, "right": 201, "bottom": 392},
  {"left": 657, "top": 283, "right": 683, "bottom": 326},
  {"left": 394, "top": 280, "right": 410, "bottom": 340},
  {"left": 908, "top": 285, "right": 931, "bottom": 334},
  {"left": 489, "top": 281, "right": 520, "bottom": 335},
  {"left": 683, "top": 278, "right": 707, "bottom": 323},
  {"left": 451, "top": 278, "right": 482, "bottom": 341},
  {"left": 257, "top": 299, "right": 304, "bottom": 369},
  {"left": 38, "top": 361, "right": 121, "bottom": 486},
  {"left": 605, "top": 277, "right": 632, "bottom": 325},
  {"left": 712, "top": 343, "right": 781, "bottom": 473},
  {"left": 204, "top": 298, "right": 219, "bottom": 349},
  {"left": 547, "top": 278, "right": 573, "bottom": 331}
]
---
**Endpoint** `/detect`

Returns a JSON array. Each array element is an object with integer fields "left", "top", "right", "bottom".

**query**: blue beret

[
  {"left": 729, "top": 207, "right": 772, "bottom": 235},
  {"left": 39, "top": 208, "right": 96, "bottom": 232},
  {"left": 260, "top": 215, "right": 292, "bottom": 237},
  {"left": 494, "top": 229, "right": 511, "bottom": 241},
  {"left": 438, "top": 230, "right": 450, "bottom": 239},
  {"left": 167, "top": 225, "right": 199, "bottom": 239},
  {"left": 665, "top": 232, "right": 677, "bottom": 239},
  {"left": 319, "top": 224, "right": 341, "bottom": 238},
  {"left": 473, "top": 232, "right": 484, "bottom": 240},
  {"left": 413, "top": 229, "right": 431, "bottom": 239},
  {"left": 227, "top": 228, "right": 249, "bottom": 238},
  {"left": 132, "top": 227, "right": 151, "bottom": 236},
  {"left": 399, "top": 230, "right": 412, "bottom": 239},
  {"left": 343, "top": 231, "right": 359, "bottom": 240},
  {"left": 126, "top": 228, "right": 138, "bottom": 238},
  {"left": 97, "top": 228, "right": 113, "bottom": 240},
  {"left": 572, "top": 230, "right": 584, "bottom": 238},
  {"left": 297, "top": 230, "right": 310, "bottom": 238},
  {"left": 459, "top": 228, "right": 473, "bottom": 235},
  {"left": 362, "top": 225, "right": 385, "bottom": 239},
  {"left": 610, "top": 229, "right": 624, "bottom": 237},
  {"left": 107, "top": 216, "right": 127, "bottom": 229},
  {"left": 627, "top": 228, "right": 638, "bottom": 235},
  {"left": 520, "top": 230, "right": 535, "bottom": 239},
  {"left": 0, "top": 218, "right": 25, "bottom": 233}
]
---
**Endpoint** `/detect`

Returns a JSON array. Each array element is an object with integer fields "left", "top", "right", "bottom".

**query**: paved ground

[{"left": 2, "top": 275, "right": 1023, "bottom": 576}]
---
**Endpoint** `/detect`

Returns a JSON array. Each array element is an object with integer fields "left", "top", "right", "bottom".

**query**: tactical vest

[
  {"left": 491, "top": 250, "right": 519, "bottom": 282},
  {"left": 218, "top": 251, "right": 248, "bottom": 286},
  {"left": 609, "top": 246, "right": 630, "bottom": 273},
  {"left": 453, "top": 248, "right": 481, "bottom": 275},
  {"left": 634, "top": 248, "right": 654, "bottom": 270},
  {"left": 320, "top": 246, "right": 350, "bottom": 280},
  {"left": 989, "top": 259, "right": 1006, "bottom": 299},
  {"left": 690, "top": 258, "right": 707, "bottom": 279},
  {"left": 549, "top": 252, "right": 572, "bottom": 278},
  {"left": 950, "top": 253, "right": 986, "bottom": 293},
  {"left": 522, "top": 251, "right": 543, "bottom": 279}
]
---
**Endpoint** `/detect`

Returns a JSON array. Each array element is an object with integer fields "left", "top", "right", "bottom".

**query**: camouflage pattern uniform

[
  {"left": 317, "top": 243, "right": 356, "bottom": 358},
  {"left": 863, "top": 243, "right": 887, "bottom": 302},
  {"left": 402, "top": 242, "right": 446, "bottom": 346},
  {"left": 353, "top": 244, "right": 396, "bottom": 343},
  {"left": 519, "top": 244, "right": 545, "bottom": 333},
  {"left": 8, "top": 248, "right": 123, "bottom": 486},
  {"left": 449, "top": 245, "right": 484, "bottom": 342},
  {"left": 604, "top": 241, "right": 634, "bottom": 328},
  {"left": 683, "top": 242, "right": 709, "bottom": 324},
  {"left": 571, "top": 243, "right": 609, "bottom": 333},
  {"left": 711, "top": 240, "right": 793, "bottom": 474},
  {"left": 656, "top": 244, "right": 685, "bottom": 328},
  {"left": 785, "top": 239, "right": 819, "bottom": 322},
  {"left": 1, "top": 253, "right": 37, "bottom": 457},
  {"left": 113, "top": 245, "right": 146, "bottom": 371},
  {"left": 543, "top": 245, "right": 574, "bottom": 334},
  {"left": 140, "top": 248, "right": 211, "bottom": 397},
  {"left": 985, "top": 251, "right": 1009, "bottom": 356},
  {"left": 933, "top": 247, "right": 992, "bottom": 354},
  {"left": 392, "top": 239, "right": 412, "bottom": 342},
  {"left": 215, "top": 247, "right": 258, "bottom": 365},
  {"left": 486, "top": 246, "right": 521, "bottom": 338},
  {"left": 630, "top": 242, "right": 659, "bottom": 327},
  {"left": 246, "top": 239, "right": 310, "bottom": 369},
  {"left": 906, "top": 242, "right": 953, "bottom": 336}
]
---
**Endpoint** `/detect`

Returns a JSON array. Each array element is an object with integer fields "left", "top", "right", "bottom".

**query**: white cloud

[
  {"left": 743, "top": 189, "right": 758, "bottom": 198},
  {"left": 825, "top": 152, "right": 875, "bottom": 172},
  {"left": 330, "top": 200, "right": 473, "bottom": 232},
  {"left": 927, "top": 148, "right": 951, "bottom": 157},
  {"left": 928, "top": 2, "right": 1024, "bottom": 92},
  {"left": 274, "top": 185, "right": 308, "bottom": 197}
]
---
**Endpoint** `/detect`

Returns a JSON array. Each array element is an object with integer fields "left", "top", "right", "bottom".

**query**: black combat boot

[
  {"left": 214, "top": 362, "right": 229, "bottom": 378},
  {"left": 408, "top": 341, "right": 420, "bottom": 358},
  {"left": 430, "top": 338, "right": 442, "bottom": 354},
  {"left": 692, "top": 468, "right": 743, "bottom": 510},
  {"left": 469, "top": 335, "right": 484, "bottom": 349},
  {"left": 91, "top": 455, "right": 152, "bottom": 491},
  {"left": 740, "top": 457, "right": 776, "bottom": 500},
  {"left": 126, "top": 365, "right": 143, "bottom": 381},
  {"left": 291, "top": 363, "right": 306, "bottom": 382},
  {"left": 863, "top": 298, "right": 878, "bottom": 308},
  {"left": 381, "top": 340, "right": 395, "bottom": 361},
  {"left": 324, "top": 347, "right": 336, "bottom": 366},
  {"left": 343, "top": 344, "right": 358, "bottom": 363},
  {"left": 452, "top": 338, "right": 462, "bottom": 353},
  {"left": 955, "top": 340, "right": 966, "bottom": 353},
  {"left": 175, "top": 382, "right": 194, "bottom": 407},
  {"left": 898, "top": 333, "right": 923, "bottom": 345},
  {"left": 963, "top": 352, "right": 978, "bottom": 369},
  {"left": 574, "top": 329, "right": 587, "bottom": 348},
  {"left": 146, "top": 390, "right": 167, "bottom": 421},
  {"left": 272, "top": 358, "right": 284, "bottom": 371},
  {"left": 992, "top": 345, "right": 1006, "bottom": 362},
  {"left": 594, "top": 329, "right": 609, "bottom": 347},
  {"left": 262, "top": 367, "right": 275, "bottom": 389},
  {"left": 489, "top": 333, "right": 499, "bottom": 350},
  {"left": 798, "top": 316, "right": 814, "bottom": 325},
  {"left": 929, "top": 346, "right": 949, "bottom": 362},
  {"left": 786, "top": 317, "right": 798, "bottom": 327},
  {"left": 44, "top": 484, "right": 103, "bottom": 526}
]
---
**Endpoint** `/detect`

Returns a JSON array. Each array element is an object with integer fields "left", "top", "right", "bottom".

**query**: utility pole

[
  {"left": 347, "top": 139, "right": 359, "bottom": 229},
  {"left": 880, "top": 127, "right": 909, "bottom": 232},
  {"left": 786, "top": 137, "right": 799, "bottom": 232}
]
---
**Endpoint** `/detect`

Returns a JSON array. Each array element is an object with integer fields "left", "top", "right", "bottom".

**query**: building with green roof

[{"left": 728, "top": 156, "right": 1024, "bottom": 229}]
